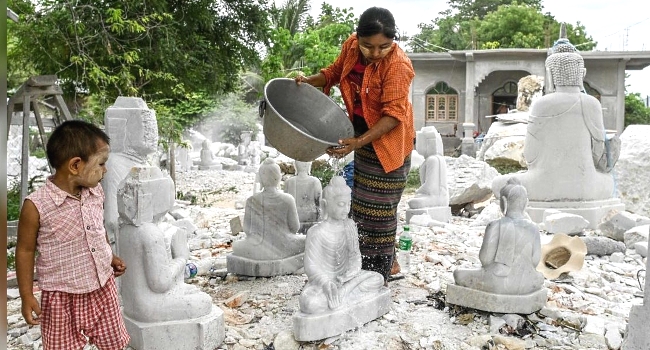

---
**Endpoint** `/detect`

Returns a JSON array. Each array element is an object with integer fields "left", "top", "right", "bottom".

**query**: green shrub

[
  {"left": 405, "top": 167, "right": 421, "bottom": 193},
  {"left": 7, "top": 183, "right": 21, "bottom": 221},
  {"left": 486, "top": 159, "right": 525, "bottom": 175},
  {"left": 311, "top": 160, "right": 335, "bottom": 188}
]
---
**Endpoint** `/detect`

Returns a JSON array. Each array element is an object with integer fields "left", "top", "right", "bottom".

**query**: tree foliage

[
  {"left": 8, "top": 0, "right": 269, "bottom": 100},
  {"left": 8, "top": 0, "right": 271, "bottom": 144},
  {"left": 624, "top": 93, "right": 650, "bottom": 128},
  {"left": 245, "top": 3, "right": 355, "bottom": 97},
  {"left": 409, "top": 1, "right": 594, "bottom": 51}
]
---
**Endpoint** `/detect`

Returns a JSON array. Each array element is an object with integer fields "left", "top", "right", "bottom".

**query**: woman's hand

[{"left": 326, "top": 137, "right": 362, "bottom": 158}]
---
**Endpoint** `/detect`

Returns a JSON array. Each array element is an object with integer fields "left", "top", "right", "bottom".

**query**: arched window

[
  {"left": 583, "top": 82, "right": 601, "bottom": 101},
  {"left": 493, "top": 81, "right": 518, "bottom": 96},
  {"left": 425, "top": 82, "right": 458, "bottom": 122},
  {"left": 492, "top": 81, "right": 518, "bottom": 114}
]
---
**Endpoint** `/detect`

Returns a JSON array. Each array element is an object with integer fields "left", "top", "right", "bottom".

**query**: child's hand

[
  {"left": 21, "top": 295, "right": 41, "bottom": 325},
  {"left": 111, "top": 255, "right": 127, "bottom": 277}
]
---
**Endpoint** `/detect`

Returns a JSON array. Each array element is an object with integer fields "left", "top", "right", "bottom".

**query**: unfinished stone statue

[
  {"left": 623, "top": 228, "right": 650, "bottom": 349},
  {"left": 283, "top": 161, "right": 323, "bottom": 234},
  {"left": 238, "top": 131, "right": 252, "bottom": 166},
  {"left": 199, "top": 139, "right": 222, "bottom": 170},
  {"left": 491, "top": 24, "right": 623, "bottom": 228},
  {"left": 293, "top": 176, "right": 390, "bottom": 341},
  {"left": 407, "top": 126, "right": 451, "bottom": 223},
  {"left": 117, "top": 166, "right": 224, "bottom": 350},
  {"left": 227, "top": 158, "right": 306, "bottom": 276},
  {"left": 102, "top": 97, "right": 158, "bottom": 251},
  {"left": 447, "top": 179, "right": 547, "bottom": 314}
]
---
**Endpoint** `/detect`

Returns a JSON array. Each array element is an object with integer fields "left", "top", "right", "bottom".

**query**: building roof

[{"left": 408, "top": 49, "right": 650, "bottom": 70}]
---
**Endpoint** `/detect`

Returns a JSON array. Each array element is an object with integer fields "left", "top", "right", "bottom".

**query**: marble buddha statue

[
  {"left": 283, "top": 161, "right": 323, "bottom": 234},
  {"left": 227, "top": 158, "right": 306, "bottom": 276},
  {"left": 293, "top": 176, "right": 391, "bottom": 341},
  {"left": 406, "top": 126, "right": 451, "bottom": 223},
  {"left": 454, "top": 179, "right": 544, "bottom": 295},
  {"left": 102, "top": 97, "right": 158, "bottom": 250},
  {"left": 491, "top": 25, "right": 623, "bottom": 227},
  {"left": 446, "top": 179, "right": 547, "bottom": 314},
  {"left": 117, "top": 166, "right": 213, "bottom": 323}
]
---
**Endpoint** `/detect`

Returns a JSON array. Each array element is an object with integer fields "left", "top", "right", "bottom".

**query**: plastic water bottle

[
  {"left": 185, "top": 262, "right": 198, "bottom": 279},
  {"left": 398, "top": 225, "right": 412, "bottom": 274}
]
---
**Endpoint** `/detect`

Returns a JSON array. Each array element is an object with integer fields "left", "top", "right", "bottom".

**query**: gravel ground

[{"left": 6, "top": 167, "right": 645, "bottom": 350}]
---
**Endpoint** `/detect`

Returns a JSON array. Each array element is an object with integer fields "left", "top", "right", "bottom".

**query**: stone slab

[
  {"left": 446, "top": 284, "right": 547, "bottom": 314},
  {"left": 226, "top": 253, "right": 304, "bottom": 277},
  {"left": 623, "top": 305, "right": 650, "bottom": 349},
  {"left": 198, "top": 164, "right": 223, "bottom": 170},
  {"left": 526, "top": 199, "right": 625, "bottom": 229},
  {"left": 406, "top": 206, "right": 452, "bottom": 224},
  {"left": 293, "top": 287, "right": 391, "bottom": 342},
  {"left": 124, "top": 305, "right": 224, "bottom": 350}
]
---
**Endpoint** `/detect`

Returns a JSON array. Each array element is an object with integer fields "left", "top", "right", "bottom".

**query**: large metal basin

[{"left": 261, "top": 78, "right": 353, "bottom": 161}]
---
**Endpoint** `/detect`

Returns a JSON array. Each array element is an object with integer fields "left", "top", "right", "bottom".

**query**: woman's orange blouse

[{"left": 321, "top": 33, "right": 415, "bottom": 173}]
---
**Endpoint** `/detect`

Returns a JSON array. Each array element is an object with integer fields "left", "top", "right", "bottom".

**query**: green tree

[
  {"left": 246, "top": 3, "right": 355, "bottom": 97},
  {"left": 8, "top": 0, "right": 269, "bottom": 99},
  {"left": 624, "top": 93, "right": 650, "bottom": 127},
  {"left": 8, "top": 0, "right": 271, "bottom": 145},
  {"left": 409, "top": 1, "right": 594, "bottom": 52}
]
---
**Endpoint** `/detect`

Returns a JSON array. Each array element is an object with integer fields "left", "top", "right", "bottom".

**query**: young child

[{"left": 16, "top": 120, "right": 130, "bottom": 350}]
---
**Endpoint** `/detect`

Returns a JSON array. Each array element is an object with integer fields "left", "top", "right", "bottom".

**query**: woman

[{"left": 296, "top": 7, "right": 415, "bottom": 281}]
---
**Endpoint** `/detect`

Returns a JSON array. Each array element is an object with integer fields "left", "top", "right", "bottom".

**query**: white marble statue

[
  {"left": 406, "top": 126, "right": 451, "bottom": 223},
  {"left": 491, "top": 25, "right": 623, "bottom": 227},
  {"left": 102, "top": 97, "right": 158, "bottom": 251},
  {"left": 199, "top": 139, "right": 221, "bottom": 170},
  {"left": 117, "top": 166, "right": 224, "bottom": 349},
  {"left": 293, "top": 176, "right": 391, "bottom": 341},
  {"left": 283, "top": 161, "right": 323, "bottom": 234},
  {"left": 238, "top": 131, "right": 252, "bottom": 166},
  {"left": 226, "top": 158, "right": 306, "bottom": 276},
  {"left": 446, "top": 179, "right": 547, "bottom": 314}
]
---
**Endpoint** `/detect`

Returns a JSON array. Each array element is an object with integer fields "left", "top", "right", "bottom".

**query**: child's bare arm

[{"left": 16, "top": 199, "right": 42, "bottom": 325}]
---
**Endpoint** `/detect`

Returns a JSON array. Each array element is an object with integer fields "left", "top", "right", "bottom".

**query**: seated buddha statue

[
  {"left": 492, "top": 26, "right": 618, "bottom": 202},
  {"left": 299, "top": 176, "right": 385, "bottom": 314}
]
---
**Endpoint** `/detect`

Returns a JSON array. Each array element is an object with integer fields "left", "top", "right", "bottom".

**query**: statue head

[
  {"left": 258, "top": 158, "right": 281, "bottom": 190},
  {"left": 499, "top": 178, "right": 528, "bottom": 217},
  {"left": 323, "top": 176, "right": 351, "bottom": 221},
  {"left": 294, "top": 161, "right": 312, "bottom": 176},
  {"left": 545, "top": 23, "right": 586, "bottom": 89},
  {"left": 117, "top": 166, "right": 175, "bottom": 226},
  {"left": 416, "top": 126, "right": 443, "bottom": 157},
  {"left": 105, "top": 97, "right": 158, "bottom": 159}
]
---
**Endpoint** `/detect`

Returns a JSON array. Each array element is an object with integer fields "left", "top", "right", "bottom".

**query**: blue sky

[{"left": 301, "top": 0, "right": 650, "bottom": 97}]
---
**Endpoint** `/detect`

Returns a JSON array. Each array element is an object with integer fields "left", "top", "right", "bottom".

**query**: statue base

[
  {"left": 198, "top": 164, "right": 223, "bottom": 170},
  {"left": 406, "top": 206, "right": 451, "bottom": 224},
  {"left": 446, "top": 284, "right": 547, "bottom": 314},
  {"left": 293, "top": 287, "right": 391, "bottom": 341},
  {"left": 124, "top": 305, "right": 225, "bottom": 350},
  {"left": 526, "top": 198, "right": 625, "bottom": 229},
  {"left": 226, "top": 253, "right": 304, "bottom": 277}
]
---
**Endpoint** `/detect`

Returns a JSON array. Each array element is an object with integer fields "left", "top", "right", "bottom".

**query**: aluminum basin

[{"left": 262, "top": 78, "right": 353, "bottom": 161}]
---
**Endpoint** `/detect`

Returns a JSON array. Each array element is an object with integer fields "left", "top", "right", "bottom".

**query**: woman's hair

[
  {"left": 46, "top": 120, "right": 110, "bottom": 169},
  {"left": 356, "top": 7, "right": 398, "bottom": 40}
]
